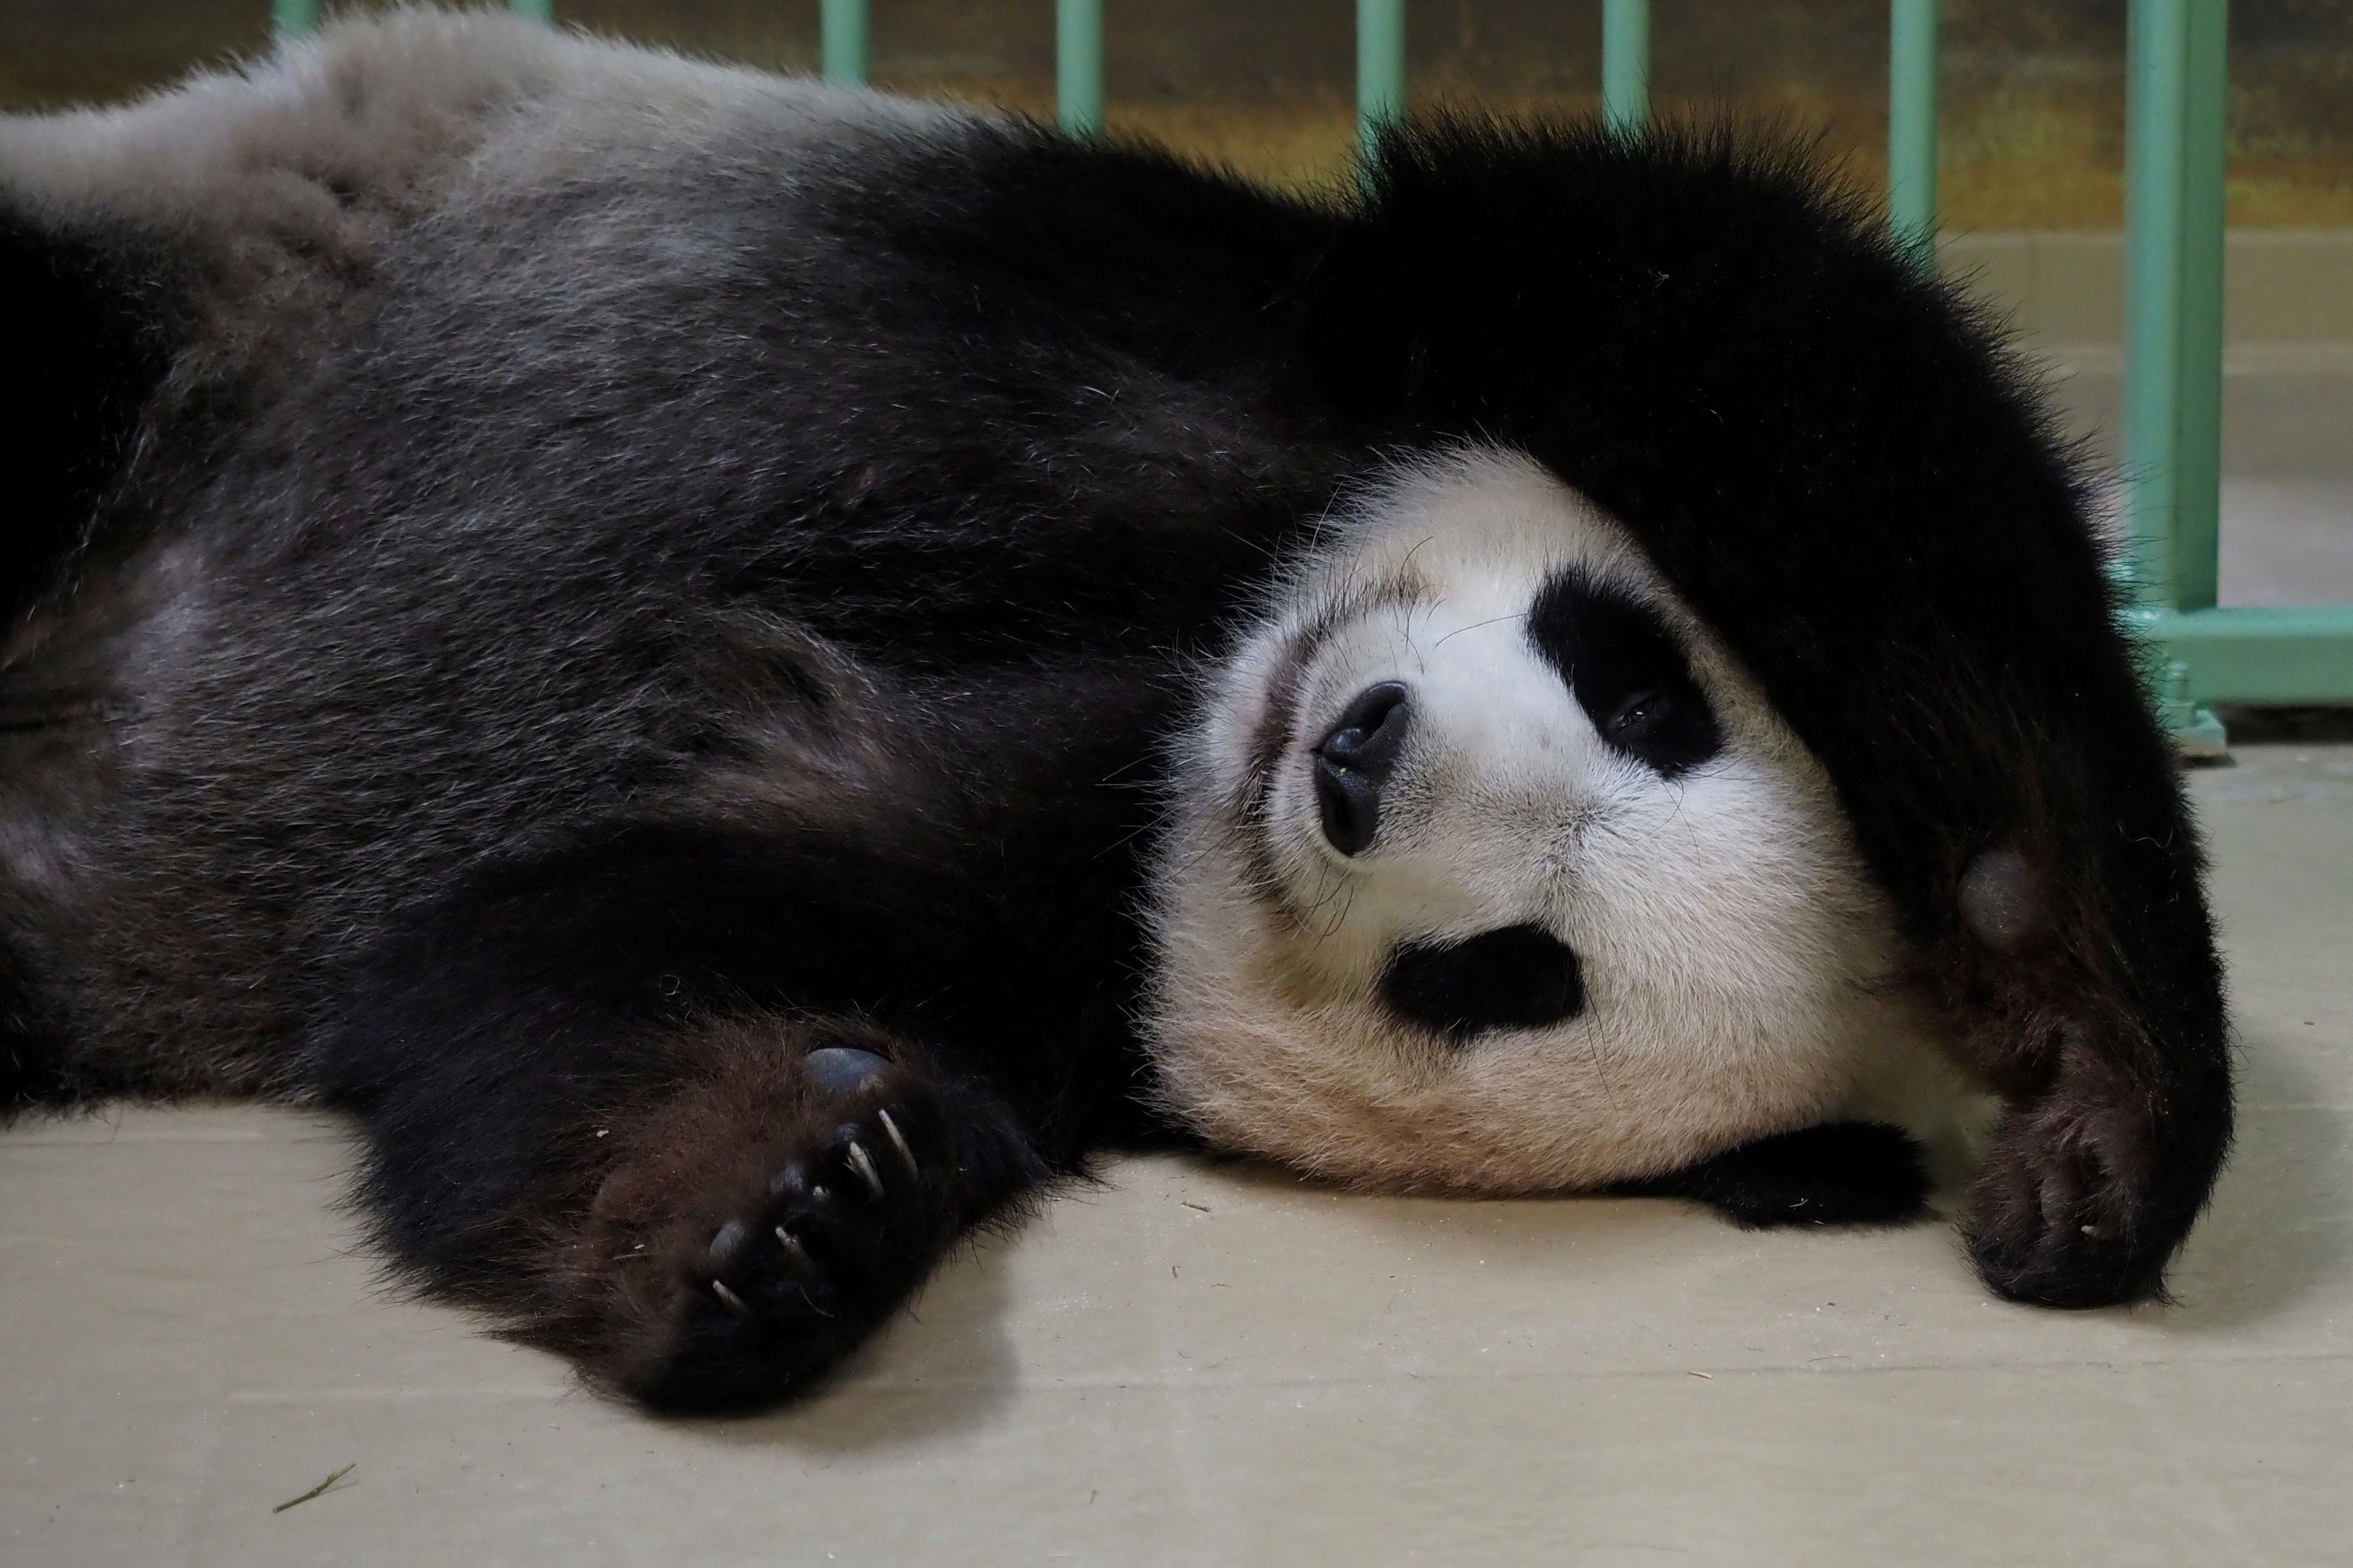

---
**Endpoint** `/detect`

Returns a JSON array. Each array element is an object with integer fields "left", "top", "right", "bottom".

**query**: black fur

[
  {"left": 1380, "top": 924, "right": 1588, "bottom": 1042},
  {"left": 1613, "top": 1122, "right": 1934, "bottom": 1229},
  {"left": 0, "top": 215, "right": 175, "bottom": 631},
  {"left": 0, "top": 930, "right": 62, "bottom": 1110},
  {"left": 1, "top": 55, "right": 2230, "bottom": 1411},
  {"left": 1527, "top": 567, "right": 1724, "bottom": 778}
]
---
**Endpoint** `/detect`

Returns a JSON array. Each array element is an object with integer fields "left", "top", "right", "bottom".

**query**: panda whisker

[{"left": 1429, "top": 611, "right": 1525, "bottom": 652}]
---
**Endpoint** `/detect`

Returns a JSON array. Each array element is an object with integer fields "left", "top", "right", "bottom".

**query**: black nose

[{"left": 1313, "top": 681, "right": 1411, "bottom": 856}]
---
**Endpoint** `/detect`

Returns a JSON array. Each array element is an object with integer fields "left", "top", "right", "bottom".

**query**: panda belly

[{"left": 1146, "top": 446, "right": 1990, "bottom": 1192}]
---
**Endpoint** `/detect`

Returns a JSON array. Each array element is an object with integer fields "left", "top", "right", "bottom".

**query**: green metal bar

[
  {"left": 1057, "top": 0, "right": 1104, "bottom": 137},
  {"left": 2173, "top": 0, "right": 2228, "bottom": 612},
  {"left": 2134, "top": 607, "right": 2353, "bottom": 706},
  {"left": 822, "top": 0, "right": 870, "bottom": 88},
  {"left": 2123, "top": 0, "right": 2187, "bottom": 607},
  {"left": 1356, "top": 0, "right": 1407, "bottom": 158},
  {"left": 272, "top": 0, "right": 319, "bottom": 38},
  {"left": 1601, "top": 0, "right": 1650, "bottom": 135},
  {"left": 1887, "top": 0, "right": 1938, "bottom": 267},
  {"left": 509, "top": 0, "right": 555, "bottom": 21},
  {"left": 2123, "top": 0, "right": 2228, "bottom": 614}
]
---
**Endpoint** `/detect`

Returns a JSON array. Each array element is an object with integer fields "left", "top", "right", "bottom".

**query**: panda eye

[
  {"left": 1525, "top": 570, "right": 1724, "bottom": 780},
  {"left": 1606, "top": 690, "right": 1667, "bottom": 735}
]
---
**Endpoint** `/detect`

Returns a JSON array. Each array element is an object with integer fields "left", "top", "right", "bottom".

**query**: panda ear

[{"left": 0, "top": 211, "right": 174, "bottom": 628}]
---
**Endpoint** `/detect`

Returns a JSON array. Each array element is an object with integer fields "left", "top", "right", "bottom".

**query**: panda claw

[
  {"left": 709, "top": 1279, "right": 754, "bottom": 1318},
  {"left": 774, "top": 1226, "right": 813, "bottom": 1270},
  {"left": 876, "top": 1108, "right": 918, "bottom": 1181},
  {"left": 844, "top": 1139, "right": 886, "bottom": 1201}
]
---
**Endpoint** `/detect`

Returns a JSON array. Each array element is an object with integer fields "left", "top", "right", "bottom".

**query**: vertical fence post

[
  {"left": 272, "top": 0, "right": 319, "bottom": 38},
  {"left": 822, "top": 0, "right": 870, "bottom": 87},
  {"left": 509, "top": 0, "right": 555, "bottom": 21},
  {"left": 1887, "top": 0, "right": 1938, "bottom": 266},
  {"left": 2125, "top": 0, "right": 2230, "bottom": 749},
  {"left": 2174, "top": 1, "right": 2229, "bottom": 615},
  {"left": 1357, "top": 0, "right": 1407, "bottom": 161},
  {"left": 1601, "top": 0, "right": 1650, "bottom": 134},
  {"left": 1057, "top": 0, "right": 1104, "bottom": 136},
  {"left": 2123, "top": 0, "right": 2227, "bottom": 615},
  {"left": 2124, "top": 0, "right": 2186, "bottom": 607}
]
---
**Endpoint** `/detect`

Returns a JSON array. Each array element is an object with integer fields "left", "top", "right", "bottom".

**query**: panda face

[{"left": 1148, "top": 446, "right": 1973, "bottom": 1192}]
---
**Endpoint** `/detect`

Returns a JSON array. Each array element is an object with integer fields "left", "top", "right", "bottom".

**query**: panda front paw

[
  {"left": 581, "top": 1043, "right": 968, "bottom": 1413},
  {"left": 697, "top": 1059, "right": 943, "bottom": 1331}
]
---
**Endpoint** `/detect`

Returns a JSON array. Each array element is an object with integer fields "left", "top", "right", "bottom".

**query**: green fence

[{"left": 273, "top": 0, "right": 2351, "bottom": 745}]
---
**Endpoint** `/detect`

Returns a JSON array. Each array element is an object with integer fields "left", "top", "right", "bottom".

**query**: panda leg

[
  {"left": 344, "top": 1010, "right": 1046, "bottom": 1413},
  {"left": 1611, "top": 1121, "right": 1934, "bottom": 1229}
]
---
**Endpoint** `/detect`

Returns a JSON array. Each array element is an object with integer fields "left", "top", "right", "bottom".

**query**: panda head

[{"left": 1147, "top": 444, "right": 1970, "bottom": 1192}]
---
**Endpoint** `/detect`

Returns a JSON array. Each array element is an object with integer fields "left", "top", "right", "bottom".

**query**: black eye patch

[
  {"left": 1525, "top": 569, "right": 1722, "bottom": 778},
  {"left": 1380, "top": 923, "right": 1586, "bottom": 1042}
]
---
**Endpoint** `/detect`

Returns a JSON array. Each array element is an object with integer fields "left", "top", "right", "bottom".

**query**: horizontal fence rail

[{"left": 263, "top": 0, "right": 2349, "bottom": 742}]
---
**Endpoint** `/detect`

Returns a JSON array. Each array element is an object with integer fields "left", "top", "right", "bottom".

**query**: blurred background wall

[
  {"left": 7, "top": 2, "right": 2348, "bottom": 608},
  {"left": 5, "top": 1, "right": 2350, "bottom": 225}
]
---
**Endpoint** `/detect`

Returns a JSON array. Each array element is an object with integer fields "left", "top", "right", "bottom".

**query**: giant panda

[{"left": 0, "top": 12, "right": 2230, "bottom": 1413}]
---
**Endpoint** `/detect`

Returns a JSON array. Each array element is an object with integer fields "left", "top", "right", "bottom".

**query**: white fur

[{"left": 1148, "top": 447, "right": 1989, "bottom": 1192}]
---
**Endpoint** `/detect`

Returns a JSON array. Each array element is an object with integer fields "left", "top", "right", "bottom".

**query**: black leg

[
  {"left": 0, "top": 929, "right": 67, "bottom": 1113},
  {"left": 1612, "top": 1121, "right": 1934, "bottom": 1230},
  {"left": 318, "top": 824, "right": 1078, "bottom": 1412},
  {"left": 338, "top": 1003, "right": 1048, "bottom": 1412}
]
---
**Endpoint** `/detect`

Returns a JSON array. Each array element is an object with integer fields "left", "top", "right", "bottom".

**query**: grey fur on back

[{"left": 0, "top": 11, "right": 1326, "bottom": 1094}]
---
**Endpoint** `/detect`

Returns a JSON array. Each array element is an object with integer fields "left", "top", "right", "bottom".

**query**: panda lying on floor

[{"left": 1, "top": 13, "right": 2229, "bottom": 1412}]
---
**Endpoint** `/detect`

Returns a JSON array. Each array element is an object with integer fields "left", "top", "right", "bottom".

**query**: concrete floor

[{"left": 2, "top": 739, "right": 2348, "bottom": 1564}]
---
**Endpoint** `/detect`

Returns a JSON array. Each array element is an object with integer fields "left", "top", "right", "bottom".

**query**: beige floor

[{"left": 1, "top": 740, "right": 2346, "bottom": 1565}]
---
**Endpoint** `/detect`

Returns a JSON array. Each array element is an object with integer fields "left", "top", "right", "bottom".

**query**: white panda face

[{"left": 1147, "top": 446, "right": 1970, "bottom": 1192}]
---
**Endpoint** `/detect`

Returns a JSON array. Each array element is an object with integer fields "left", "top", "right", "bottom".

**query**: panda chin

[{"left": 1148, "top": 443, "right": 1980, "bottom": 1195}]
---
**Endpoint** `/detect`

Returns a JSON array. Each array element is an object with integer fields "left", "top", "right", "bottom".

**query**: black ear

[{"left": 0, "top": 211, "right": 174, "bottom": 629}]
